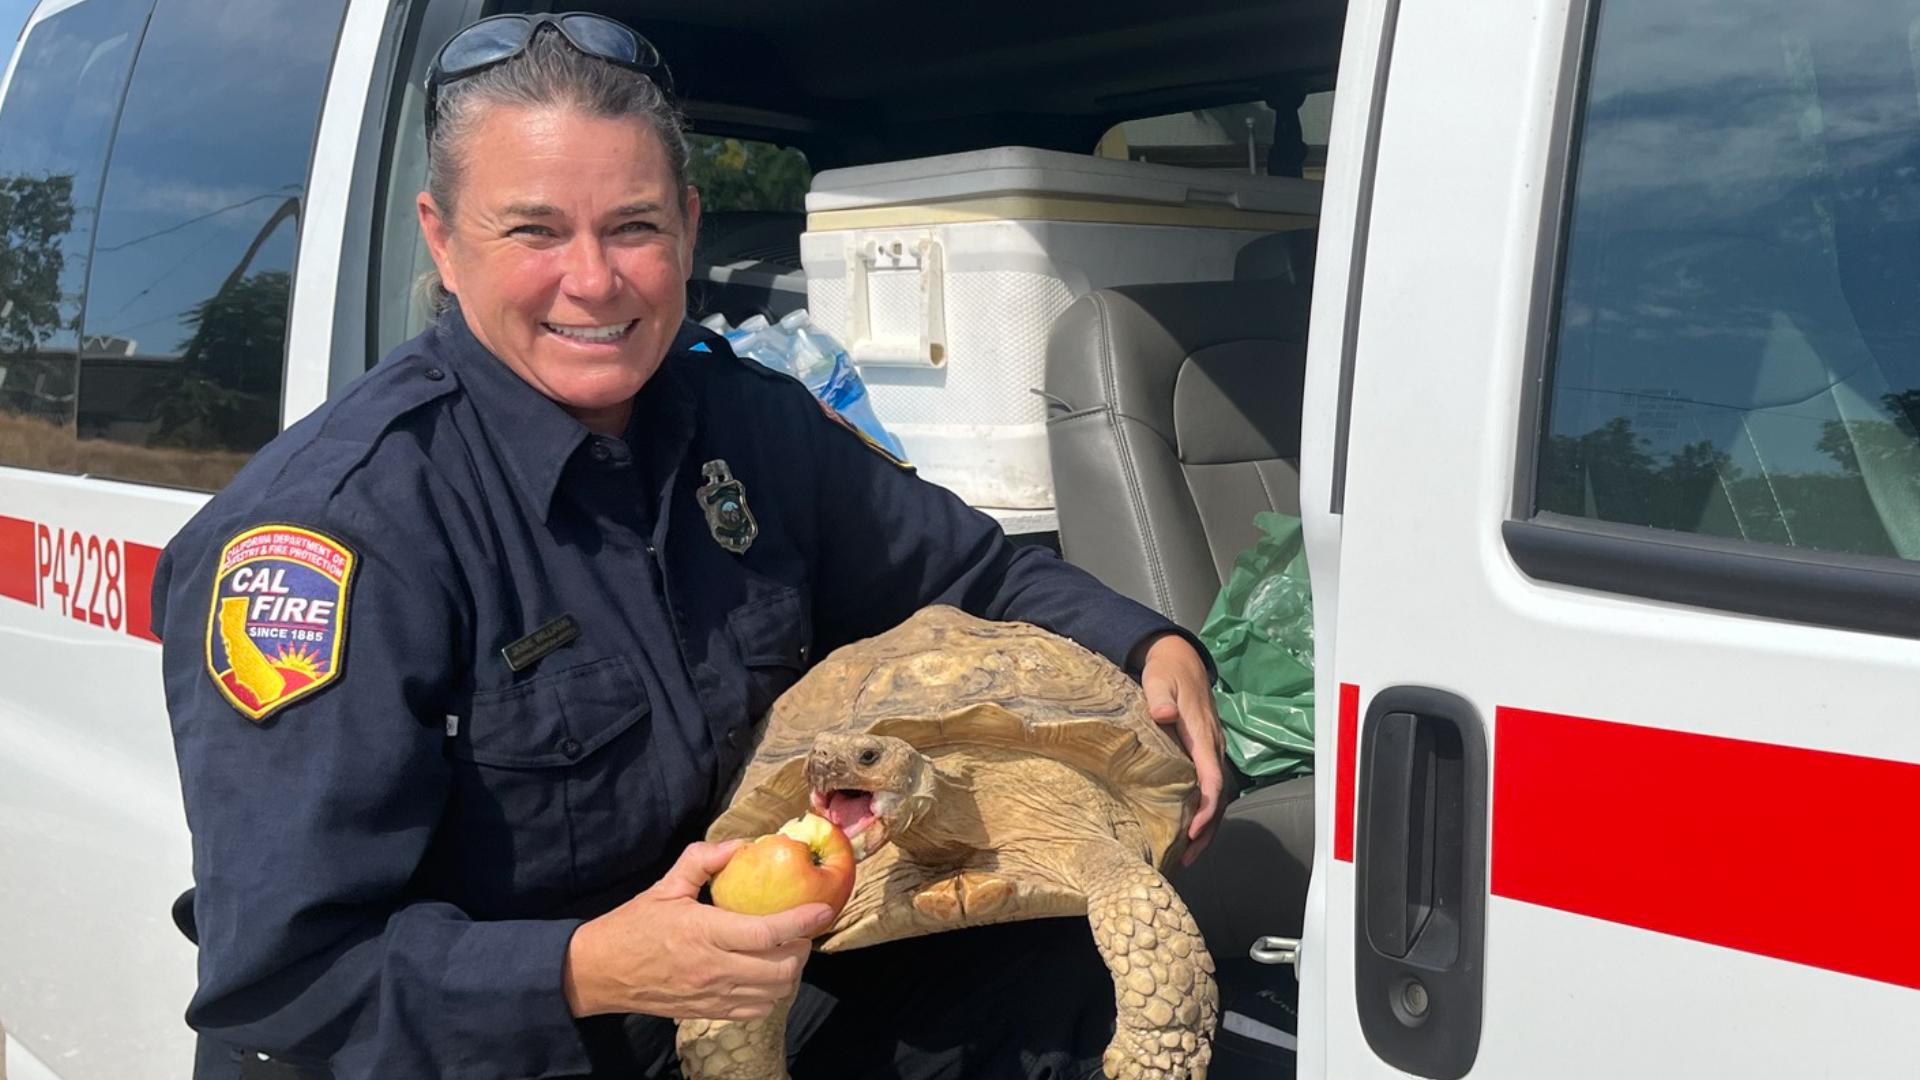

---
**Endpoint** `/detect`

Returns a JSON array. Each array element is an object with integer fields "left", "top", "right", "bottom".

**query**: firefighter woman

[{"left": 156, "top": 15, "right": 1223, "bottom": 1078}]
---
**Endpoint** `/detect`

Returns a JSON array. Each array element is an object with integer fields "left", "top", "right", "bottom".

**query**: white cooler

[{"left": 800, "top": 146, "right": 1320, "bottom": 512}]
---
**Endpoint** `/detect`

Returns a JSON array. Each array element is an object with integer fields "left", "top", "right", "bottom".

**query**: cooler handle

[{"left": 847, "top": 234, "right": 948, "bottom": 368}]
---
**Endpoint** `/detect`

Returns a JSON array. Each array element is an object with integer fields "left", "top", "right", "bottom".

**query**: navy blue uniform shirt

[{"left": 155, "top": 310, "right": 1188, "bottom": 1078}]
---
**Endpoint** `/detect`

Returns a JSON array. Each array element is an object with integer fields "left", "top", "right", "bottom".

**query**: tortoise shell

[{"left": 707, "top": 605, "right": 1197, "bottom": 874}]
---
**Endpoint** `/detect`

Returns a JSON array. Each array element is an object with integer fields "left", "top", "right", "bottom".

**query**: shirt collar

[
  {"left": 626, "top": 331, "right": 700, "bottom": 507},
  {"left": 669, "top": 320, "right": 728, "bottom": 355},
  {"left": 436, "top": 306, "right": 707, "bottom": 522},
  {"left": 438, "top": 306, "right": 593, "bottom": 522}
]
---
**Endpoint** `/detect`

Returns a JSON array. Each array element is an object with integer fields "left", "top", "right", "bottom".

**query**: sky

[{"left": 3, "top": 0, "right": 37, "bottom": 70}]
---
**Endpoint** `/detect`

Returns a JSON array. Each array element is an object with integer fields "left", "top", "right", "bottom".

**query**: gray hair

[{"left": 420, "top": 26, "right": 689, "bottom": 312}]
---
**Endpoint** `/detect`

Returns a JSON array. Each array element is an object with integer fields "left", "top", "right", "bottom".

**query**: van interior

[{"left": 378, "top": 3, "right": 1346, "bottom": 1073}]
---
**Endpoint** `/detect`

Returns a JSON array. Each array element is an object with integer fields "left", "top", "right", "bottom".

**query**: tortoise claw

[{"left": 911, "top": 872, "right": 1016, "bottom": 921}]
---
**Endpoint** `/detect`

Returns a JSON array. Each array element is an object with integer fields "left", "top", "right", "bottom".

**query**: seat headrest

[
  {"left": 1232, "top": 228, "right": 1317, "bottom": 284},
  {"left": 1045, "top": 278, "right": 1311, "bottom": 464}
]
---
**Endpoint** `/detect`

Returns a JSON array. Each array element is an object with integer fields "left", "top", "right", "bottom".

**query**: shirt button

[
  {"left": 725, "top": 729, "right": 742, "bottom": 750},
  {"left": 560, "top": 737, "right": 583, "bottom": 759},
  {"left": 589, "top": 442, "right": 612, "bottom": 462},
  {"left": 423, "top": 366, "right": 445, "bottom": 381},
  {"left": 799, "top": 644, "right": 810, "bottom": 663}
]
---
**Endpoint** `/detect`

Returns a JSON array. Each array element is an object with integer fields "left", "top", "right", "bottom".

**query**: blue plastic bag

[{"left": 716, "top": 311, "right": 908, "bottom": 461}]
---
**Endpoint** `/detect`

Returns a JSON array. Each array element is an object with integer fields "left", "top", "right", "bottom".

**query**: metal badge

[{"left": 696, "top": 459, "right": 758, "bottom": 554}]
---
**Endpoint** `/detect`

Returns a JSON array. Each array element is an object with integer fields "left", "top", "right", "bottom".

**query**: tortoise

[{"left": 676, "top": 605, "right": 1217, "bottom": 1080}]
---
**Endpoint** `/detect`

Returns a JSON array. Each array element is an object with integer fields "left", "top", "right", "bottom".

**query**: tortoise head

[{"left": 805, "top": 733, "right": 934, "bottom": 861}]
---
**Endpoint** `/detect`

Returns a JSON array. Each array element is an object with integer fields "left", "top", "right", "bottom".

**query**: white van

[{"left": 2, "top": 0, "right": 1916, "bottom": 1078}]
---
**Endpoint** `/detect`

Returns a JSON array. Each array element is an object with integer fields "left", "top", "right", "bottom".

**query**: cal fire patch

[{"left": 204, "top": 525, "right": 355, "bottom": 723}]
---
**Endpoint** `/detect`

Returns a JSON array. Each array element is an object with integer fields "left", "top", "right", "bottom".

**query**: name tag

[{"left": 501, "top": 614, "right": 581, "bottom": 673}]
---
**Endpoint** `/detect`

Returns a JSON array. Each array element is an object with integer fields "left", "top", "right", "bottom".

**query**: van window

[
  {"left": 1535, "top": 0, "right": 1920, "bottom": 562},
  {"left": 1098, "top": 102, "right": 1280, "bottom": 173},
  {"left": 686, "top": 134, "right": 810, "bottom": 214},
  {"left": 1298, "top": 90, "right": 1332, "bottom": 180},
  {"left": 372, "top": 20, "right": 436, "bottom": 364},
  {"left": 74, "top": 0, "right": 349, "bottom": 491},
  {"left": 684, "top": 134, "right": 810, "bottom": 323},
  {"left": 0, "top": 0, "right": 150, "bottom": 474},
  {"left": 1096, "top": 94, "right": 1330, "bottom": 178}
]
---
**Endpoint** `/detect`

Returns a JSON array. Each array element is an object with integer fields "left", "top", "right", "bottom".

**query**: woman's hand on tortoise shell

[
  {"left": 1137, "top": 632, "right": 1225, "bottom": 865},
  {"left": 562, "top": 840, "right": 835, "bottom": 1020}
]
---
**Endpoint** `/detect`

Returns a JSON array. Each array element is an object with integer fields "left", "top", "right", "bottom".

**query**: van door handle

[
  {"left": 1362, "top": 711, "right": 1435, "bottom": 959},
  {"left": 1354, "top": 688, "right": 1488, "bottom": 1080}
]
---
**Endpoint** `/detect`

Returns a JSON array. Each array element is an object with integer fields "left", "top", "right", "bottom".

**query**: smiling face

[{"left": 418, "top": 103, "right": 700, "bottom": 434}]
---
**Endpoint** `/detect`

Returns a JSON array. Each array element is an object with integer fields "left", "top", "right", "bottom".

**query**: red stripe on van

[
  {"left": 0, "top": 515, "right": 36, "bottom": 604},
  {"left": 1492, "top": 707, "right": 1920, "bottom": 991},
  {"left": 1333, "top": 682, "right": 1360, "bottom": 862},
  {"left": 121, "top": 540, "right": 162, "bottom": 643}
]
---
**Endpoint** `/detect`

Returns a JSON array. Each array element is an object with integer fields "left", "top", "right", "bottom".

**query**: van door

[
  {"left": 0, "top": 0, "right": 357, "bottom": 1076},
  {"left": 1306, "top": 0, "right": 1920, "bottom": 1077}
]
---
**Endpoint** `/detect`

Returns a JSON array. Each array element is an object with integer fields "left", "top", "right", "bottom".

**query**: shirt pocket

[
  {"left": 727, "top": 586, "right": 813, "bottom": 729},
  {"left": 445, "top": 656, "right": 661, "bottom": 913}
]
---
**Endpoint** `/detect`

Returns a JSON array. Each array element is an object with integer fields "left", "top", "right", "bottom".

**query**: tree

[
  {"left": 153, "top": 269, "right": 289, "bottom": 450},
  {"left": 1539, "top": 415, "right": 1740, "bottom": 531},
  {"left": 0, "top": 173, "right": 77, "bottom": 355},
  {"left": 1816, "top": 389, "right": 1920, "bottom": 479},
  {"left": 685, "top": 136, "right": 811, "bottom": 213},
  {"left": 0, "top": 174, "right": 79, "bottom": 424},
  {"left": 1537, "top": 416, "right": 1658, "bottom": 520}
]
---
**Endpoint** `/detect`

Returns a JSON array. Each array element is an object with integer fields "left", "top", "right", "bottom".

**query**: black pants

[
  {"left": 611, "top": 917, "right": 1117, "bottom": 1080},
  {"left": 790, "top": 917, "right": 1116, "bottom": 1080},
  {"left": 200, "top": 918, "right": 1118, "bottom": 1080}
]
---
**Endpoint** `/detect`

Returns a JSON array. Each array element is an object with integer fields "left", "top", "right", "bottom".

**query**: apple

[{"left": 710, "top": 812, "right": 856, "bottom": 923}]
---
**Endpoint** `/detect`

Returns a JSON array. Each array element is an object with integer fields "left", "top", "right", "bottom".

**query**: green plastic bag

[{"left": 1199, "top": 510, "right": 1316, "bottom": 785}]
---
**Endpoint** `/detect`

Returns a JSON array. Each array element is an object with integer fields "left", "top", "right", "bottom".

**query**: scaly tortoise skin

[{"left": 675, "top": 605, "right": 1217, "bottom": 1080}]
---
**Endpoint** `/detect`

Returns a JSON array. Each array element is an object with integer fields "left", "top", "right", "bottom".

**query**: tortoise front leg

[
  {"left": 676, "top": 993, "right": 793, "bottom": 1080},
  {"left": 1073, "top": 841, "right": 1218, "bottom": 1080}
]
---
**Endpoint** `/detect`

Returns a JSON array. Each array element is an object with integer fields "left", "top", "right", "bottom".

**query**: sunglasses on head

[{"left": 424, "top": 13, "right": 672, "bottom": 140}]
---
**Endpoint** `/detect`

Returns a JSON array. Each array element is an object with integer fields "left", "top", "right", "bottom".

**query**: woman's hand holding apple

[
  {"left": 709, "top": 813, "right": 857, "bottom": 918},
  {"left": 561, "top": 840, "right": 835, "bottom": 1020}
]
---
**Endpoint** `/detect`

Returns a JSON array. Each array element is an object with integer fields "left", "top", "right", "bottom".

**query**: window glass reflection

[
  {"left": 77, "top": 0, "right": 347, "bottom": 490},
  {"left": 1539, "top": 0, "right": 1920, "bottom": 560},
  {"left": 0, "top": 0, "right": 150, "bottom": 473}
]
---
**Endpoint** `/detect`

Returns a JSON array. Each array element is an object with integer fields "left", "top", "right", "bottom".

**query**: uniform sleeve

[
  {"left": 156, "top": 513, "right": 592, "bottom": 1079},
  {"left": 800, "top": 400, "right": 1207, "bottom": 674}
]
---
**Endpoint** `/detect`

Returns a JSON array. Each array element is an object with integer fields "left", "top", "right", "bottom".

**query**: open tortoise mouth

[{"left": 810, "top": 788, "right": 888, "bottom": 861}]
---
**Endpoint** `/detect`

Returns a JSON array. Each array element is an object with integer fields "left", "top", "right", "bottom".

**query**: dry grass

[
  {"left": 0, "top": 412, "right": 249, "bottom": 492},
  {"left": 0, "top": 412, "right": 70, "bottom": 473}
]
